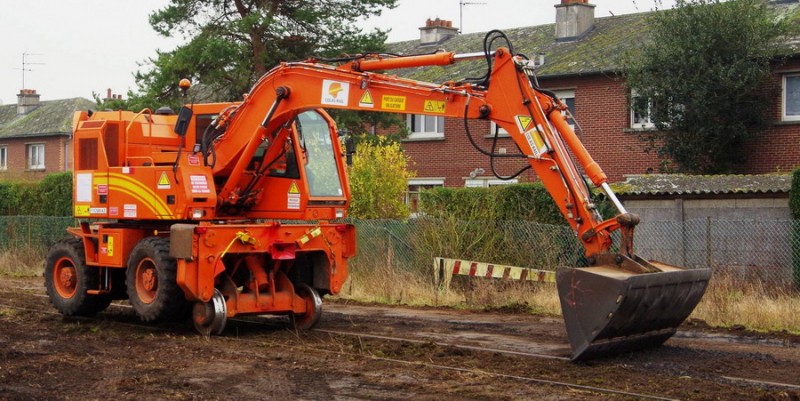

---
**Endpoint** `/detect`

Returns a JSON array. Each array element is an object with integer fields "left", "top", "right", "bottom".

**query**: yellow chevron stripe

[{"left": 93, "top": 173, "right": 175, "bottom": 218}]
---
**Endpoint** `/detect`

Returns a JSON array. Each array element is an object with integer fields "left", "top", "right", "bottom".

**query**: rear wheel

[
  {"left": 292, "top": 283, "right": 322, "bottom": 330},
  {"left": 44, "top": 238, "right": 111, "bottom": 316},
  {"left": 126, "top": 237, "right": 190, "bottom": 322}
]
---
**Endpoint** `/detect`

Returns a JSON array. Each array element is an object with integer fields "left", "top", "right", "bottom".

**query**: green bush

[{"left": 0, "top": 173, "right": 72, "bottom": 216}]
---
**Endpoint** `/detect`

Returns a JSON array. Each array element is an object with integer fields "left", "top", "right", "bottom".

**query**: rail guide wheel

[
  {"left": 293, "top": 283, "right": 322, "bottom": 330},
  {"left": 193, "top": 289, "right": 227, "bottom": 336}
]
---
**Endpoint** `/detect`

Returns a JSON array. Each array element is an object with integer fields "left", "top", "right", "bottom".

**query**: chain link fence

[
  {"left": 349, "top": 218, "right": 800, "bottom": 288},
  {"left": 1, "top": 216, "right": 797, "bottom": 287},
  {"left": 0, "top": 216, "right": 74, "bottom": 250}
]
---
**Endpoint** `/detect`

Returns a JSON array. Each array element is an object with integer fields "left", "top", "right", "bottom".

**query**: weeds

[
  {"left": 340, "top": 261, "right": 800, "bottom": 334},
  {"left": 0, "top": 246, "right": 44, "bottom": 277}
]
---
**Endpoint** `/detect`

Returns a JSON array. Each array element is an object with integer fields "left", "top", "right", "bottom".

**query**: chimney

[
  {"left": 16, "top": 89, "right": 40, "bottom": 115},
  {"left": 104, "top": 89, "right": 123, "bottom": 102},
  {"left": 555, "top": 0, "right": 595, "bottom": 41},
  {"left": 419, "top": 18, "right": 458, "bottom": 45}
]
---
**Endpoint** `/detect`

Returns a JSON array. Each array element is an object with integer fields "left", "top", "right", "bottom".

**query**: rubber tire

[
  {"left": 44, "top": 238, "right": 112, "bottom": 316},
  {"left": 126, "top": 237, "right": 190, "bottom": 322}
]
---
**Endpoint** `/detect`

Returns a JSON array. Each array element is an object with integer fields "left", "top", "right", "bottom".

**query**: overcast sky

[{"left": 0, "top": 0, "right": 675, "bottom": 104}]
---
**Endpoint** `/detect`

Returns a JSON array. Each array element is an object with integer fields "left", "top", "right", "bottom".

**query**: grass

[
  {"left": 339, "top": 264, "right": 800, "bottom": 335},
  {"left": 3, "top": 243, "right": 798, "bottom": 335},
  {"left": 692, "top": 272, "right": 800, "bottom": 334},
  {"left": 0, "top": 246, "right": 44, "bottom": 277}
]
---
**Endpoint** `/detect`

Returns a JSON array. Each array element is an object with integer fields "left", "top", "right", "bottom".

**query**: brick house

[
  {"left": 0, "top": 90, "right": 94, "bottom": 178},
  {"left": 383, "top": 0, "right": 800, "bottom": 206}
]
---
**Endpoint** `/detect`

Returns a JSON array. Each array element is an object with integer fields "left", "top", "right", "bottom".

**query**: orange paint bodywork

[{"left": 68, "top": 48, "right": 622, "bottom": 319}]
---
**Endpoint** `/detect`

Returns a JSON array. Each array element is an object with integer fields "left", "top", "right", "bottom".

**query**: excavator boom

[{"left": 55, "top": 31, "right": 709, "bottom": 360}]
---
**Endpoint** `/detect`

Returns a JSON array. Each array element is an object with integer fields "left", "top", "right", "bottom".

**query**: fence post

[
  {"left": 705, "top": 216, "right": 712, "bottom": 268},
  {"left": 793, "top": 220, "right": 800, "bottom": 289}
]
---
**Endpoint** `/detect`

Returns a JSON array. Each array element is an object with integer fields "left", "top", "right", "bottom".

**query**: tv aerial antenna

[
  {"left": 18, "top": 52, "right": 44, "bottom": 90},
  {"left": 459, "top": 0, "right": 487, "bottom": 34}
]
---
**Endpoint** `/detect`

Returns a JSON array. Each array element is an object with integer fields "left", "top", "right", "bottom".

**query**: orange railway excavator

[{"left": 44, "top": 31, "right": 710, "bottom": 360}]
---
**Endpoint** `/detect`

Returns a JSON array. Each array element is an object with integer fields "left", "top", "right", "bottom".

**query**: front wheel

[
  {"left": 44, "top": 238, "right": 111, "bottom": 316},
  {"left": 126, "top": 237, "right": 190, "bottom": 322}
]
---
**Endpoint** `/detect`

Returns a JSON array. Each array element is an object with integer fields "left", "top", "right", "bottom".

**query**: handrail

[{"left": 124, "top": 108, "right": 153, "bottom": 166}]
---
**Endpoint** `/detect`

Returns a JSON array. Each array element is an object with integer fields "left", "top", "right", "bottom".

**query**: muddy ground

[{"left": 1, "top": 277, "right": 800, "bottom": 401}]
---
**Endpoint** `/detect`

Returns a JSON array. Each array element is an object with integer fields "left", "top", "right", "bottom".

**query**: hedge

[
  {"left": 0, "top": 173, "right": 72, "bottom": 216},
  {"left": 792, "top": 169, "right": 800, "bottom": 287},
  {"left": 419, "top": 183, "right": 571, "bottom": 225}
]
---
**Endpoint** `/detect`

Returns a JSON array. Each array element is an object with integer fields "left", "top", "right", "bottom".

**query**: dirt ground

[{"left": 2, "top": 277, "right": 800, "bottom": 401}]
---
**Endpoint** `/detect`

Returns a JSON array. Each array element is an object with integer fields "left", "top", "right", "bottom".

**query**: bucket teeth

[{"left": 556, "top": 263, "right": 711, "bottom": 361}]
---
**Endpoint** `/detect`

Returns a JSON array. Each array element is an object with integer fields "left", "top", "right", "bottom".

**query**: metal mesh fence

[
  {"left": 1, "top": 216, "right": 797, "bottom": 286},
  {"left": 0, "top": 216, "right": 74, "bottom": 250},
  {"left": 349, "top": 218, "right": 800, "bottom": 287}
]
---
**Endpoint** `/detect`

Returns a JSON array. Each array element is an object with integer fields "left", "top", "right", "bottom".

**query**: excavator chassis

[{"left": 557, "top": 255, "right": 711, "bottom": 360}]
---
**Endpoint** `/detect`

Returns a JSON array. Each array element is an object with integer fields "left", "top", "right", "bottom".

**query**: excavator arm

[{"left": 203, "top": 36, "right": 710, "bottom": 360}]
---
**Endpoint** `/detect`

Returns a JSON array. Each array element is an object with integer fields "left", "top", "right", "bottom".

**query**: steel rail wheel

[
  {"left": 193, "top": 289, "right": 228, "bottom": 336},
  {"left": 292, "top": 283, "right": 322, "bottom": 330},
  {"left": 126, "top": 237, "right": 191, "bottom": 322},
  {"left": 44, "top": 238, "right": 111, "bottom": 316}
]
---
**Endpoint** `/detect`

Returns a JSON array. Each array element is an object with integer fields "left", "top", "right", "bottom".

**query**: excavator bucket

[{"left": 556, "top": 256, "right": 711, "bottom": 361}]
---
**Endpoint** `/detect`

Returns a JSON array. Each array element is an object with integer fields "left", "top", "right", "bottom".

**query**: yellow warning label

[
  {"left": 516, "top": 115, "right": 533, "bottom": 132},
  {"left": 157, "top": 172, "right": 170, "bottom": 188},
  {"left": 107, "top": 236, "right": 114, "bottom": 257},
  {"left": 531, "top": 131, "right": 545, "bottom": 149},
  {"left": 423, "top": 100, "right": 446, "bottom": 114},
  {"left": 75, "top": 205, "right": 90, "bottom": 217},
  {"left": 381, "top": 95, "right": 406, "bottom": 111},
  {"left": 359, "top": 90, "right": 374, "bottom": 107},
  {"left": 288, "top": 181, "right": 300, "bottom": 194}
]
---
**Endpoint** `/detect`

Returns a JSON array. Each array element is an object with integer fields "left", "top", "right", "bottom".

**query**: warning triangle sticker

[
  {"left": 516, "top": 115, "right": 533, "bottom": 132},
  {"left": 288, "top": 181, "right": 300, "bottom": 194},
  {"left": 157, "top": 172, "right": 170, "bottom": 188},
  {"left": 359, "top": 90, "right": 374, "bottom": 107}
]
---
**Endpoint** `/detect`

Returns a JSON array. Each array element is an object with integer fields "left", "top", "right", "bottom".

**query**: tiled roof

[
  {"left": 611, "top": 174, "right": 792, "bottom": 196},
  {"left": 386, "top": 3, "right": 800, "bottom": 83},
  {"left": 0, "top": 97, "right": 95, "bottom": 139}
]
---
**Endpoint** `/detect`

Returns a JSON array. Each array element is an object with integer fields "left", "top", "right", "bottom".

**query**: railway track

[{"left": 2, "top": 283, "right": 800, "bottom": 400}]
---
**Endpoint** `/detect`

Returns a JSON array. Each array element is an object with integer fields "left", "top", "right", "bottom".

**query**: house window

[
  {"left": 554, "top": 90, "right": 576, "bottom": 129},
  {"left": 0, "top": 146, "right": 6, "bottom": 170},
  {"left": 465, "top": 178, "right": 518, "bottom": 188},
  {"left": 406, "top": 114, "right": 444, "bottom": 140},
  {"left": 784, "top": 73, "right": 800, "bottom": 122},
  {"left": 27, "top": 143, "right": 45, "bottom": 170},
  {"left": 406, "top": 178, "right": 444, "bottom": 213},
  {"left": 489, "top": 89, "right": 576, "bottom": 135},
  {"left": 631, "top": 90, "right": 655, "bottom": 129}
]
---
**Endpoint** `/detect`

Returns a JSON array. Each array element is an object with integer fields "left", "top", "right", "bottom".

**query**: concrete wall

[
  {"left": 623, "top": 197, "right": 793, "bottom": 283},
  {"left": 624, "top": 197, "right": 791, "bottom": 222}
]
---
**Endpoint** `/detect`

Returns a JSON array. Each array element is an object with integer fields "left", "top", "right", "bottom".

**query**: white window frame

[
  {"left": 464, "top": 178, "right": 519, "bottom": 188},
  {"left": 553, "top": 89, "right": 576, "bottom": 130},
  {"left": 0, "top": 145, "right": 7, "bottom": 171},
  {"left": 406, "top": 114, "right": 445, "bottom": 140},
  {"left": 489, "top": 89, "right": 575, "bottom": 135},
  {"left": 406, "top": 178, "right": 445, "bottom": 214},
  {"left": 26, "top": 143, "right": 45, "bottom": 170},
  {"left": 783, "top": 73, "right": 800, "bottom": 122},
  {"left": 630, "top": 89, "right": 655, "bottom": 129}
]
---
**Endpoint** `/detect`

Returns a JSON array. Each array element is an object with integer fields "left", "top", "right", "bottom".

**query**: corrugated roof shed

[
  {"left": 612, "top": 174, "right": 791, "bottom": 197},
  {"left": 0, "top": 98, "right": 95, "bottom": 139}
]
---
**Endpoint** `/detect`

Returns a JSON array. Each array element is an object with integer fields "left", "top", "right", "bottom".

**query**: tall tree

[
  {"left": 123, "top": 0, "right": 396, "bottom": 110},
  {"left": 623, "top": 0, "right": 797, "bottom": 174}
]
